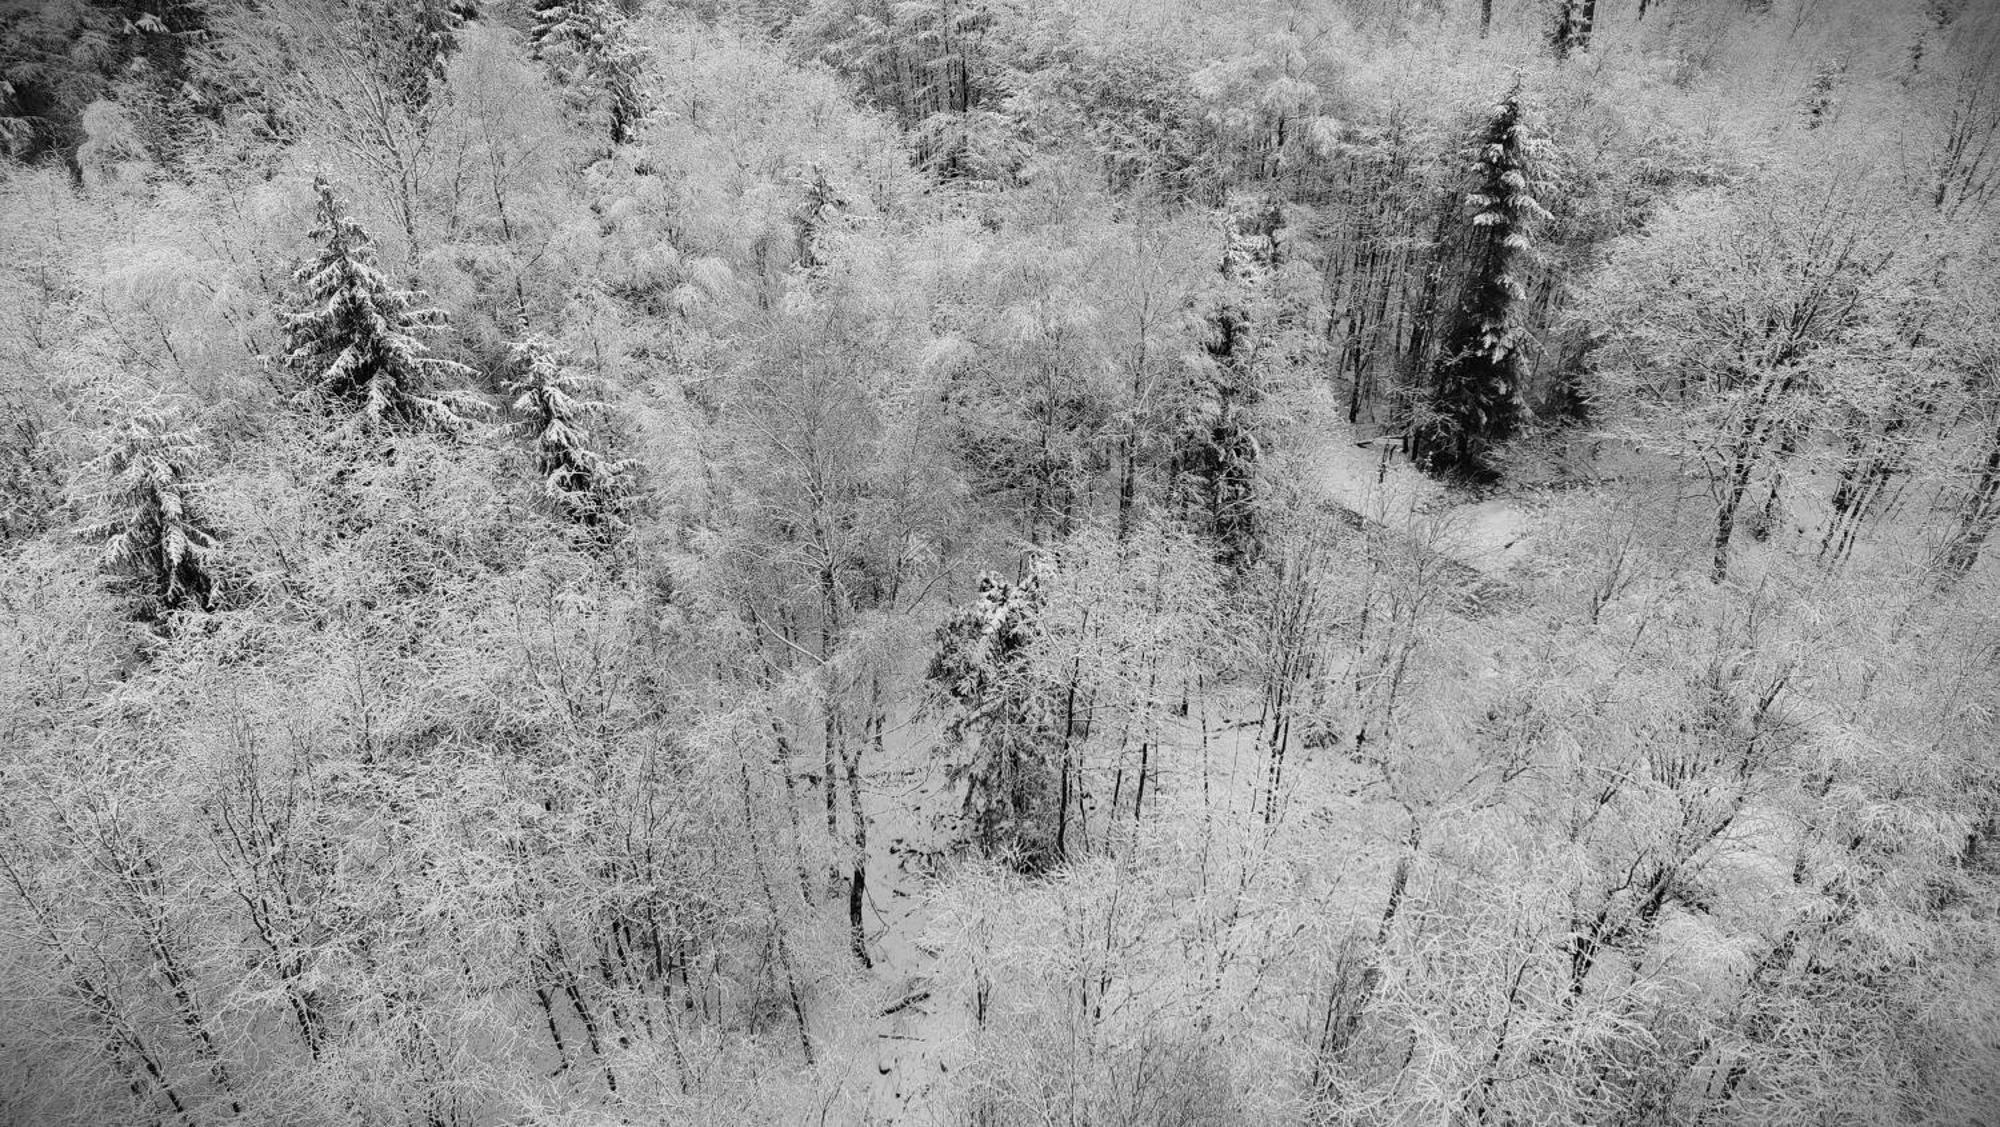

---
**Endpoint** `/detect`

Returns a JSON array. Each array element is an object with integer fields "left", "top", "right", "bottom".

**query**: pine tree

[
  {"left": 1550, "top": 0, "right": 1597, "bottom": 59},
  {"left": 1178, "top": 196, "right": 1281, "bottom": 569},
  {"left": 530, "top": 0, "right": 645, "bottom": 147},
  {"left": 792, "top": 165, "right": 840, "bottom": 271},
  {"left": 367, "top": 0, "right": 468, "bottom": 111},
  {"left": 282, "top": 177, "right": 480, "bottom": 435},
  {"left": 84, "top": 406, "right": 222, "bottom": 620},
  {"left": 507, "top": 337, "right": 632, "bottom": 530},
  {"left": 111, "top": 59, "right": 213, "bottom": 178},
  {"left": 927, "top": 568, "right": 1061, "bottom": 871},
  {"left": 1409, "top": 85, "right": 1551, "bottom": 483}
]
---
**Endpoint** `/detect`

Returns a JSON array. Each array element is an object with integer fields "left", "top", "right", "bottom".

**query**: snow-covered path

[
  {"left": 1305, "top": 427, "right": 1540, "bottom": 578},
  {"left": 845, "top": 719, "right": 969, "bottom": 1124}
]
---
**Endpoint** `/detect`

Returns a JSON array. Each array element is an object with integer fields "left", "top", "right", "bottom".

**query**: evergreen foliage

[
  {"left": 1409, "top": 85, "right": 1550, "bottom": 483},
  {"left": 928, "top": 568, "right": 1061, "bottom": 871},
  {"left": 5, "top": 5, "right": 2000, "bottom": 1123},
  {"left": 0, "top": 0, "right": 206, "bottom": 175},
  {"left": 506, "top": 337, "right": 632, "bottom": 530},
  {"left": 790, "top": 164, "right": 840, "bottom": 271},
  {"left": 83, "top": 405, "right": 222, "bottom": 619},
  {"left": 1550, "top": 0, "right": 1597, "bottom": 60},
  {"left": 530, "top": 0, "right": 645, "bottom": 146},
  {"left": 107, "top": 58, "right": 213, "bottom": 178},
  {"left": 1179, "top": 196, "right": 1281, "bottom": 568},
  {"left": 395, "top": 0, "right": 469, "bottom": 109},
  {"left": 351, "top": 0, "right": 469, "bottom": 111},
  {"left": 281, "top": 177, "right": 480, "bottom": 435}
]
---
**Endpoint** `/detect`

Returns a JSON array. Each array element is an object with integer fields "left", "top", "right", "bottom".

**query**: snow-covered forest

[{"left": 2, "top": 0, "right": 1998, "bottom": 1122}]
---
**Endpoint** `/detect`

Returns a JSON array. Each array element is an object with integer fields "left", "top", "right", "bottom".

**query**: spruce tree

[
  {"left": 792, "top": 165, "right": 840, "bottom": 270},
  {"left": 1550, "top": 0, "right": 1597, "bottom": 59},
  {"left": 1409, "top": 85, "right": 1550, "bottom": 483},
  {"left": 927, "top": 569, "right": 1061, "bottom": 871},
  {"left": 530, "top": 0, "right": 645, "bottom": 146},
  {"left": 282, "top": 177, "right": 480, "bottom": 436},
  {"left": 363, "top": 0, "right": 468, "bottom": 111},
  {"left": 85, "top": 406, "right": 222, "bottom": 620},
  {"left": 507, "top": 337, "right": 632, "bottom": 530},
  {"left": 1178, "top": 196, "right": 1282, "bottom": 569}
]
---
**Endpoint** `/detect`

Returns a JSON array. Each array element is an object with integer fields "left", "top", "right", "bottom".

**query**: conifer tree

[
  {"left": 1550, "top": 0, "right": 1597, "bottom": 60},
  {"left": 1179, "top": 196, "right": 1281, "bottom": 569},
  {"left": 792, "top": 165, "right": 841, "bottom": 271},
  {"left": 928, "top": 568, "right": 1061, "bottom": 871},
  {"left": 530, "top": 0, "right": 645, "bottom": 146},
  {"left": 85, "top": 406, "right": 222, "bottom": 620},
  {"left": 507, "top": 337, "right": 632, "bottom": 530},
  {"left": 1409, "top": 85, "right": 1550, "bottom": 483},
  {"left": 375, "top": 0, "right": 467, "bottom": 110},
  {"left": 282, "top": 177, "right": 480, "bottom": 435}
]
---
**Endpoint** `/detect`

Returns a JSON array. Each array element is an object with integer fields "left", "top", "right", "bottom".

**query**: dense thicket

[{"left": 3, "top": 1, "right": 1998, "bottom": 1124}]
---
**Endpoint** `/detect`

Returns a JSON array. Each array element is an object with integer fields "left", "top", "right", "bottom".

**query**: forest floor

[
  {"left": 1305, "top": 427, "right": 1540, "bottom": 578},
  {"left": 841, "top": 423, "right": 1545, "bottom": 1123},
  {"left": 849, "top": 711, "right": 967, "bottom": 1124}
]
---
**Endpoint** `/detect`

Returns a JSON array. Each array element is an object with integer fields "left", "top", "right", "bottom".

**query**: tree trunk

[
  {"left": 738, "top": 757, "right": 814, "bottom": 1064},
  {"left": 845, "top": 689, "right": 886, "bottom": 968},
  {"left": 1939, "top": 424, "right": 2000, "bottom": 581},
  {"left": 1321, "top": 820, "right": 1423, "bottom": 1060},
  {"left": 1117, "top": 434, "right": 1137, "bottom": 542},
  {"left": 1552, "top": 0, "right": 1596, "bottom": 58},
  {"left": 1711, "top": 378, "right": 1786, "bottom": 582}
]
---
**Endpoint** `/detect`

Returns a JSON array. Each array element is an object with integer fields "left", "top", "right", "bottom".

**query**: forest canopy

[{"left": 2, "top": 0, "right": 1998, "bottom": 1123}]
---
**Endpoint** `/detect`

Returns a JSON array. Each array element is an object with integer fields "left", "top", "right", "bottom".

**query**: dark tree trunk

[
  {"left": 1939, "top": 425, "right": 2000, "bottom": 581},
  {"left": 1552, "top": 0, "right": 1596, "bottom": 58}
]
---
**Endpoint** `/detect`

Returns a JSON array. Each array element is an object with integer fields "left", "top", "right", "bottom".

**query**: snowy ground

[
  {"left": 841, "top": 423, "right": 1545, "bottom": 1123},
  {"left": 827, "top": 420, "right": 1983, "bottom": 1123},
  {"left": 848, "top": 717, "right": 970, "bottom": 1124},
  {"left": 1304, "top": 426, "right": 1540, "bottom": 576}
]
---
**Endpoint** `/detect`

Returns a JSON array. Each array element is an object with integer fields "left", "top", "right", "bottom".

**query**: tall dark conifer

[
  {"left": 86, "top": 407, "right": 223, "bottom": 620},
  {"left": 369, "top": 0, "right": 469, "bottom": 110},
  {"left": 1551, "top": 0, "right": 1597, "bottom": 59},
  {"left": 1409, "top": 86, "right": 1550, "bottom": 483},
  {"left": 927, "top": 569, "right": 1060, "bottom": 870},
  {"left": 530, "top": 0, "right": 645, "bottom": 146},
  {"left": 282, "top": 178, "right": 479, "bottom": 435},
  {"left": 507, "top": 337, "right": 632, "bottom": 532},
  {"left": 1180, "top": 196, "right": 1282, "bottom": 569}
]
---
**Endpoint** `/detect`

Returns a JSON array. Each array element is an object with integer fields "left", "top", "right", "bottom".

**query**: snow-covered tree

[
  {"left": 928, "top": 567, "right": 1061, "bottom": 871},
  {"left": 390, "top": 0, "right": 468, "bottom": 110},
  {"left": 282, "top": 177, "right": 480, "bottom": 435},
  {"left": 1409, "top": 84, "right": 1551, "bottom": 483},
  {"left": 1577, "top": 172, "right": 1895, "bottom": 582},
  {"left": 506, "top": 337, "right": 631, "bottom": 530},
  {"left": 83, "top": 405, "right": 222, "bottom": 619},
  {"left": 1931, "top": 246, "right": 2000, "bottom": 582},
  {"left": 530, "top": 0, "right": 645, "bottom": 147},
  {"left": 1549, "top": 0, "right": 1597, "bottom": 60},
  {"left": 1177, "top": 195, "right": 1282, "bottom": 569}
]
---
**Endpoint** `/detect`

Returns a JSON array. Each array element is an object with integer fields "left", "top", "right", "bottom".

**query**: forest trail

[
  {"left": 849, "top": 714, "right": 968, "bottom": 1124},
  {"left": 1306, "top": 427, "right": 1538, "bottom": 603}
]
